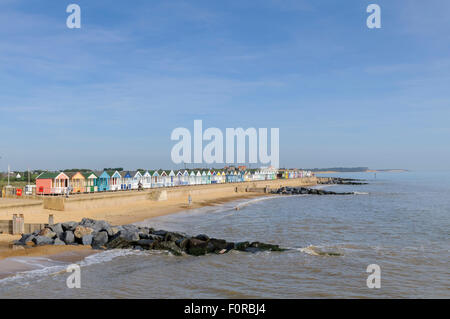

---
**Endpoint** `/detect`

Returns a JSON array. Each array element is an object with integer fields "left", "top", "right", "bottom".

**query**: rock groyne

[
  {"left": 14, "top": 218, "right": 286, "bottom": 256},
  {"left": 271, "top": 187, "right": 354, "bottom": 195}
]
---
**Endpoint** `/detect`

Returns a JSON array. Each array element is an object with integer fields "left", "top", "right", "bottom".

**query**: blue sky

[{"left": 0, "top": 0, "right": 449, "bottom": 171}]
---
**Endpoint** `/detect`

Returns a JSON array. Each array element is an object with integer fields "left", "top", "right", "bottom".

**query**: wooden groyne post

[{"left": 12, "top": 214, "right": 25, "bottom": 235}]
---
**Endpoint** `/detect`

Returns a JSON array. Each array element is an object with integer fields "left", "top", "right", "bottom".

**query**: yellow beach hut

[{"left": 69, "top": 172, "right": 86, "bottom": 193}]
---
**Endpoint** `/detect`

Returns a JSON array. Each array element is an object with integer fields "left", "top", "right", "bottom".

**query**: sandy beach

[
  {"left": 0, "top": 192, "right": 269, "bottom": 261},
  {"left": 0, "top": 178, "right": 319, "bottom": 263}
]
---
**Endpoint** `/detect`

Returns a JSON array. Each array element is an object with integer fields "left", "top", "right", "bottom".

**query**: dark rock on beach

[
  {"left": 49, "top": 223, "right": 64, "bottom": 238},
  {"left": 62, "top": 231, "right": 75, "bottom": 244},
  {"left": 74, "top": 226, "right": 94, "bottom": 239},
  {"left": 38, "top": 228, "right": 57, "bottom": 239},
  {"left": 272, "top": 186, "right": 355, "bottom": 196},
  {"left": 235, "top": 241, "right": 250, "bottom": 251},
  {"left": 53, "top": 238, "right": 66, "bottom": 246},
  {"left": 92, "top": 231, "right": 109, "bottom": 248},
  {"left": 81, "top": 234, "right": 93, "bottom": 246},
  {"left": 319, "top": 177, "right": 368, "bottom": 185},
  {"left": 14, "top": 219, "right": 288, "bottom": 257},
  {"left": 62, "top": 221, "right": 78, "bottom": 231},
  {"left": 187, "top": 238, "right": 208, "bottom": 256},
  {"left": 32, "top": 236, "right": 54, "bottom": 246}
]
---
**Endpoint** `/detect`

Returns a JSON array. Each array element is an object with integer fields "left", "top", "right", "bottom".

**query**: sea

[{"left": 0, "top": 171, "right": 449, "bottom": 298}]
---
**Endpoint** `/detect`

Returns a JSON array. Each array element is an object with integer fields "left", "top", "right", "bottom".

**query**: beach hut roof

[
  {"left": 111, "top": 171, "right": 122, "bottom": 178},
  {"left": 143, "top": 170, "right": 152, "bottom": 177},
  {"left": 36, "top": 172, "right": 59, "bottom": 179},
  {"left": 122, "top": 171, "right": 132, "bottom": 178},
  {"left": 129, "top": 171, "right": 142, "bottom": 178},
  {"left": 98, "top": 171, "right": 111, "bottom": 178},
  {"left": 55, "top": 172, "right": 70, "bottom": 179},
  {"left": 69, "top": 172, "right": 86, "bottom": 179},
  {"left": 82, "top": 172, "right": 97, "bottom": 179}
]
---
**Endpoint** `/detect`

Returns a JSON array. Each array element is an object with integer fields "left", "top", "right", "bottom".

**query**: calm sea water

[{"left": 0, "top": 171, "right": 449, "bottom": 298}]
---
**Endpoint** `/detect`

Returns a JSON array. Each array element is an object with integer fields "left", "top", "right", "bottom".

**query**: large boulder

[
  {"left": 116, "top": 229, "right": 140, "bottom": 242},
  {"left": 81, "top": 234, "right": 93, "bottom": 246},
  {"left": 148, "top": 234, "right": 164, "bottom": 241},
  {"left": 49, "top": 223, "right": 64, "bottom": 238},
  {"left": 195, "top": 234, "right": 209, "bottom": 241},
  {"left": 53, "top": 238, "right": 66, "bottom": 246},
  {"left": 74, "top": 226, "right": 94, "bottom": 239},
  {"left": 175, "top": 237, "right": 190, "bottom": 250},
  {"left": 136, "top": 239, "right": 155, "bottom": 250},
  {"left": 38, "top": 228, "right": 57, "bottom": 239},
  {"left": 110, "top": 226, "right": 121, "bottom": 236},
  {"left": 235, "top": 241, "right": 250, "bottom": 251},
  {"left": 165, "top": 232, "right": 184, "bottom": 242},
  {"left": 186, "top": 238, "right": 208, "bottom": 256},
  {"left": 81, "top": 219, "right": 113, "bottom": 235},
  {"left": 62, "top": 231, "right": 75, "bottom": 244},
  {"left": 32, "top": 236, "right": 54, "bottom": 246},
  {"left": 121, "top": 224, "right": 139, "bottom": 233},
  {"left": 92, "top": 231, "right": 108, "bottom": 248},
  {"left": 105, "top": 236, "right": 135, "bottom": 249},
  {"left": 153, "top": 230, "right": 167, "bottom": 237},
  {"left": 62, "top": 221, "right": 78, "bottom": 231},
  {"left": 154, "top": 241, "right": 183, "bottom": 256},
  {"left": 207, "top": 238, "right": 228, "bottom": 253},
  {"left": 17, "top": 233, "right": 35, "bottom": 245}
]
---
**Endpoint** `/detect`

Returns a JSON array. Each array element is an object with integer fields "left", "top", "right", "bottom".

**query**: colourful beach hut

[
  {"left": 206, "top": 170, "right": 212, "bottom": 184},
  {"left": 167, "top": 170, "right": 176, "bottom": 187},
  {"left": 69, "top": 172, "right": 86, "bottom": 193},
  {"left": 152, "top": 170, "right": 163, "bottom": 187},
  {"left": 160, "top": 170, "right": 169, "bottom": 187},
  {"left": 182, "top": 170, "right": 190, "bottom": 185},
  {"left": 201, "top": 171, "right": 207, "bottom": 184},
  {"left": 120, "top": 171, "right": 132, "bottom": 190},
  {"left": 35, "top": 172, "right": 59, "bottom": 195},
  {"left": 109, "top": 171, "right": 122, "bottom": 191},
  {"left": 98, "top": 171, "right": 111, "bottom": 191},
  {"left": 143, "top": 170, "right": 152, "bottom": 188},
  {"left": 195, "top": 171, "right": 202, "bottom": 185},
  {"left": 174, "top": 170, "right": 183, "bottom": 186},
  {"left": 83, "top": 172, "right": 98, "bottom": 192},
  {"left": 129, "top": 171, "right": 143, "bottom": 189},
  {"left": 188, "top": 171, "right": 196, "bottom": 185}
]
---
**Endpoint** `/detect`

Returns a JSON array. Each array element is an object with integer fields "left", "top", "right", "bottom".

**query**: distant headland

[{"left": 308, "top": 167, "right": 409, "bottom": 174}]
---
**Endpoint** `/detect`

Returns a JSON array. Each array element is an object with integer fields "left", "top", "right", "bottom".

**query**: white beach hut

[
  {"left": 110, "top": 171, "right": 122, "bottom": 191},
  {"left": 189, "top": 171, "right": 196, "bottom": 185},
  {"left": 143, "top": 170, "right": 152, "bottom": 188}
]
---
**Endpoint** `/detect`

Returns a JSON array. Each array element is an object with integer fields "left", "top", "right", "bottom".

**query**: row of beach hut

[{"left": 35, "top": 168, "right": 312, "bottom": 195}]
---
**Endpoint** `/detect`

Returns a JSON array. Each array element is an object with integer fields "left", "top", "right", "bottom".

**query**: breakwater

[
  {"left": 318, "top": 177, "right": 368, "bottom": 185},
  {"left": 14, "top": 218, "right": 285, "bottom": 256},
  {"left": 271, "top": 186, "right": 356, "bottom": 195}
]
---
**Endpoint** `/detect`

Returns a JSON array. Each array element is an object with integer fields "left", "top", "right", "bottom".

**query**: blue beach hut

[
  {"left": 98, "top": 171, "right": 111, "bottom": 191},
  {"left": 121, "top": 171, "right": 132, "bottom": 190}
]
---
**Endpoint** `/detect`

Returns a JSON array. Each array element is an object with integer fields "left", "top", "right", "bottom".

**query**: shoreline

[
  {"left": 0, "top": 192, "right": 272, "bottom": 261},
  {"left": 0, "top": 192, "right": 282, "bottom": 281},
  {"left": 0, "top": 178, "right": 320, "bottom": 266}
]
